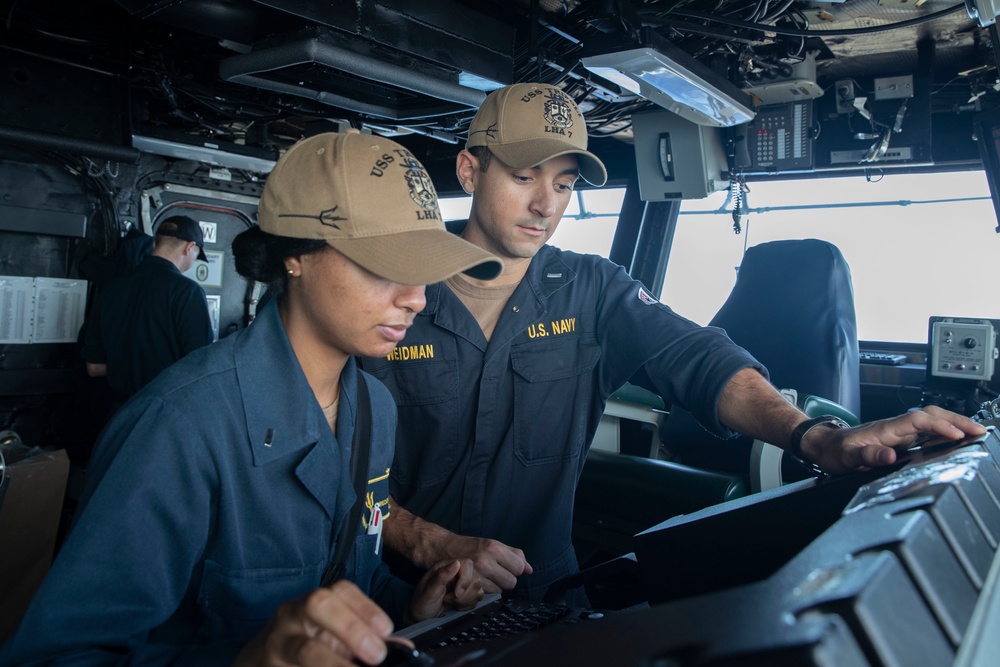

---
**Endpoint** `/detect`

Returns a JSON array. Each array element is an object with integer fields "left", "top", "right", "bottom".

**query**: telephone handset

[{"left": 658, "top": 133, "right": 675, "bottom": 181}]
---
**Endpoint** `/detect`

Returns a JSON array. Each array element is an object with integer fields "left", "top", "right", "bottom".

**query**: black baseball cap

[{"left": 155, "top": 215, "right": 207, "bottom": 261}]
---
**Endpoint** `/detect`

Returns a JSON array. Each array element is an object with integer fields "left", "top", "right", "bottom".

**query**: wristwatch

[{"left": 789, "top": 415, "right": 851, "bottom": 467}]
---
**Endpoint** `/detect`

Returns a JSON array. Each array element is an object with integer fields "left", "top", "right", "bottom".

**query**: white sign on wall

[
  {"left": 183, "top": 250, "right": 225, "bottom": 288},
  {"left": 0, "top": 276, "right": 88, "bottom": 344}
]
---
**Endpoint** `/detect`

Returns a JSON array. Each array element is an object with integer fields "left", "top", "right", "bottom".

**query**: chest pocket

[
  {"left": 363, "top": 339, "right": 461, "bottom": 486},
  {"left": 197, "top": 559, "right": 324, "bottom": 644},
  {"left": 510, "top": 334, "right": 601, "bottom": 465},
  {"left": 363, "top": 337, "right": 459, "bottom": 407}
]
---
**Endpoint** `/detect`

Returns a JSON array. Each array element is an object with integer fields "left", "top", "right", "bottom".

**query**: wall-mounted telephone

[
  {"left": 632, "top": 110, "right": 728, "bottom": 201},
  {"left": 733, "top": 101, "right": 814, "bottom": 173}
]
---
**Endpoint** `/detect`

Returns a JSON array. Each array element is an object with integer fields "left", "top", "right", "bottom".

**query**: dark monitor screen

[
  {"left": 972, "top": 105, "right": 1000, "bottom": 234},
  {"left": 632, "top": 469, "right": 888, "bottom": 605}
]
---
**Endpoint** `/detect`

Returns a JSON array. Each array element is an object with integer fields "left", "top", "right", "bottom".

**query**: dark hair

[
  {"left": 232, "top": 226, "right": 328, "bottom": 297},
  {"left": 468, "top": 145, "right": 493, "bottom": 173}
]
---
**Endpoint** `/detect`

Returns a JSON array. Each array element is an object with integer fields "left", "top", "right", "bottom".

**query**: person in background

[
  {"left": 82, "top": 214, "right": 214, "bottom": 413},
  {"left": 361, "top": 82, "right": 987, "bottom": 605},
  {"left": 0, "top": 130, "right": 502, "bottom": 667}
]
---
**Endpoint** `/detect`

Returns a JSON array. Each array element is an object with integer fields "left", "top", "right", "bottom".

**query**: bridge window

[{"left": 665, "top": 171, "right": 999, "bottom": 343}]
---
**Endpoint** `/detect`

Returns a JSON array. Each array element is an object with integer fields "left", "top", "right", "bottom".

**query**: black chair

[
  {"left": 661, "top": 239, "right": 861, "bottom": 486},
  {"left": 711, "top": 238, "right": 860, "bottom": 415}
]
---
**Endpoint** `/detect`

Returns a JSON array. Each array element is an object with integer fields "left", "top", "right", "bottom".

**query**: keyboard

[
  {"left": 859, "top": 351, "right": 908, "bottom": 365},
  {"left": 396, "top": 594, "right": 602, "bottom": 652}
]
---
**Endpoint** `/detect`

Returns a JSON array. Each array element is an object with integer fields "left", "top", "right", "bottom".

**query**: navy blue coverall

[
  {"left": 1, "top": 300, "right": 411, "bottom": 666},
  {"left": 362, "top": 245, "right": 762, "bottom": 600}
]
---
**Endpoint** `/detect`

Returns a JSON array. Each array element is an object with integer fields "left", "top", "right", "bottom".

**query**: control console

[{"left": 441, "top": 407, "right": 1000, "bottom": 666}]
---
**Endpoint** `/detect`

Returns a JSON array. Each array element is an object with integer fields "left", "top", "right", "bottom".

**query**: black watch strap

[{"left": 789, "top": 415, "right": 851, "bottom": 464}]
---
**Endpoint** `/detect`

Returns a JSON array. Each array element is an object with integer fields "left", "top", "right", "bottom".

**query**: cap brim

[
  {"left": 490, "top": 139, "right": 608, "bottom": 187},
  {"left": 196, "top": 247, "right": 208, "bottom": 262},
  {"left": 327, "top": 228, "right": 503, "bottom": 286}
]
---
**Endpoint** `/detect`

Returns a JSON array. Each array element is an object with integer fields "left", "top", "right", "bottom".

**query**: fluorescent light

[
  {"left": 582, "top": 31, "right": 755, "bottom": 128},
  {"left": 132, "top": 134, "right": 277, "bottom": 173}
]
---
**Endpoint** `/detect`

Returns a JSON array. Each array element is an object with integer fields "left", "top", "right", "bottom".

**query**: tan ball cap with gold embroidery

[
  {"left": 466, "top": 82, "right": 608, "bottom": 186},
  {"left": 258, "top": 130, "right": 502, "bottom": 285}
]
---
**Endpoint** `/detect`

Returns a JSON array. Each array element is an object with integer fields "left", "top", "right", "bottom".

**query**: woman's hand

[
  {"left": 233, "top": 580, "right": 402, "bottom": 666},
  {"left": 406, "top": 558, "right": 484, "bottom": 625}
]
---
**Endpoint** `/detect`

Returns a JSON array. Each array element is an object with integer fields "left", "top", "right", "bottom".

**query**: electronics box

[
  {"left": 632, "top": 110, "right": 728, "bottom": 201},
  {"left": 928, "top": 317, "right": 999, "bottom": 382}
]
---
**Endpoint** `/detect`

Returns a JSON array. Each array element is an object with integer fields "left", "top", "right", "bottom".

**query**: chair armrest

[{"left": 800, "top": 394, "right": 860, "bottom": 425}]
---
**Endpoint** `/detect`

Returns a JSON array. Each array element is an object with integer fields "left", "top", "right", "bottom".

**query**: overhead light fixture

[
  {"left": 132, "top": 132, "right": 278, "bottom": 173},
  {"left": 219, "top": 29, "right": 493, "bottom": 121},
  {"left": 582, "top": 29, "right": 755, "bottom": 128}
]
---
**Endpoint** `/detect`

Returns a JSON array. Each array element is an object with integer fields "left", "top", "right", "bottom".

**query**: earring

[{"left": 287, "top": 269, "right": 294, "bottom": 276}]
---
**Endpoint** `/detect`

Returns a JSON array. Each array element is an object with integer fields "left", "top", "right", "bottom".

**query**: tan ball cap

[
  {"left": 258, "top": 130, "right": 502, "bottom": 285},
  {"left": 466, "top": 82, "right": 608, "bottom": 187}
]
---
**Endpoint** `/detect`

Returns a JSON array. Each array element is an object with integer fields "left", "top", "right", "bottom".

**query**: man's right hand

[
  {"left": 430, "top": 534, "right": 533, "bottom": 593},
  {"left": 384, "top": 499, "right": 532, "bottom": 593}
]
